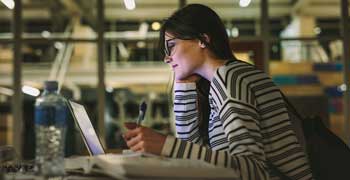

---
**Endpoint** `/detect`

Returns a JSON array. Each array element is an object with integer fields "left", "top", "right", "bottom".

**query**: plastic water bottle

[{"left": 34, "top": 81, "right": 67, "bottom": 177}]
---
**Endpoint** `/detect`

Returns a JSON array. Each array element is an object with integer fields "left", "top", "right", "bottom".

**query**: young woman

[{"left": 123, "top": 4, "right": 313, "bottom": 180}]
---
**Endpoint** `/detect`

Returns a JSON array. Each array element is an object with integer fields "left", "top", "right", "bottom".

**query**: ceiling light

[
  {"left": 239, "top": 0, "right": 251, "bottom": 7},
  {"left": 106, "top": 86, "right": 114, "bottom": 93},
  {"left": 314, "top": 27, "right": 321, "bottom": 35},
  {"left": 226, "top": 28, "right": 231, "bottom": 36},
  {"left": 22, "top": 85, "right": 40, "bottom": 97},
  {"left": 231, "top": 27, "right": 239, "bottom": 37},
  {"left": 123, "top": 0, "right": 135, "bottom": 10},
  {"left": 1, "top": 0, "right": 15, "bottom": 9},
  {"left": 41, "top": 31, "right": 51, "bottom": 38},
  {"left": 54, "top": 42, "right": 64, "bottom": 49},
  {"left": 136, "top": 41, "right": 146, "bottom": 48},
  {"left": 338, "top": 84, "right": 347, "bottom": 92},
  {"left": 151, "top": 22, "right": 161, "bottom": 31}
]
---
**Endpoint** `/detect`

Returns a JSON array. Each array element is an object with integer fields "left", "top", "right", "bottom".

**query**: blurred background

[{"left": 0, "top": 0, "right": 349, "bottom": 159}]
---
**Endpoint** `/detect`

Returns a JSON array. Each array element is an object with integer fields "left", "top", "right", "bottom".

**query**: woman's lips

[{"left": 172, "top": 64, "right": 178, "bottom": 68}]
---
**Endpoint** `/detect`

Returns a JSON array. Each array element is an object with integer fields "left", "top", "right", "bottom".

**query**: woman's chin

[
  {"left": 175, "top": 76, "right": 187, "bottom": 81},
  {"left": 175, "top": 73, "right": 191, "bottom": 81}
]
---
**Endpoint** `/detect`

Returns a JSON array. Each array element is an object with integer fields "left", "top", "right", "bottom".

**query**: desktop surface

[
  {"left": 3, "top": 174, "right": 237, "bottom": 180},
  {"left": 2, "top": 152, "right": 238, "bottom": 180}
]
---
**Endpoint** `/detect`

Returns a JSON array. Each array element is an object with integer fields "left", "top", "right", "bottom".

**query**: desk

[
  {"left": 3, "top": 174, "right": 112, "bottom": 180},
  {"left": 2, "top": 154, "right": 239, "bottom": 180},
  {"left": 63, "top": 154, "right": 239, "bottom": 180},
  {"left": 3, "top": 173, "right": 236, "bottom": 180}
]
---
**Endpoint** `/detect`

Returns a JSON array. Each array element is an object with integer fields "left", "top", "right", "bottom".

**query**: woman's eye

[
  {"left": 168, "top": 44, "right": 175, "bottom": 51},
  {"left": 168, "top": 42, "right": 175, "bottom": 48},
  {"left": 167, "top": 43, "right": 175, "bottom": 52}
]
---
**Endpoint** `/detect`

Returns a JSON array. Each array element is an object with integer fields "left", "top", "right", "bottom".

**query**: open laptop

[{"left": 68, "top": 100, "right": 105, "bottom": 156}]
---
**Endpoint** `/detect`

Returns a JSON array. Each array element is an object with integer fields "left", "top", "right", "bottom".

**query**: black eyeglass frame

[
  {"left": 164, "top": 37, "right": 177, "bottom": 57},
  {"left": 164, "top": 35, "right": 204, "bottom": 57}
]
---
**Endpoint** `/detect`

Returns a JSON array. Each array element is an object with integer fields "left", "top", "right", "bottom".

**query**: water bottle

[{"left": 34, "top": 81, "right": 67, "bottom": 177}]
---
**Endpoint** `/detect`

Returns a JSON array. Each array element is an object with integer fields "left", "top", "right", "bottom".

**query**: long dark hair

[
  {"left": 161, "top": 4, "right": 235, "bottom": 145},
  {"left": 159, "top": 4, "right": 235, "bottom": 61}
]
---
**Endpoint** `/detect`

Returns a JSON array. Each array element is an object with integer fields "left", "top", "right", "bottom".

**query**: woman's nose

[{"left": 164, "top": 56, "right": 172, "bottom": 64}]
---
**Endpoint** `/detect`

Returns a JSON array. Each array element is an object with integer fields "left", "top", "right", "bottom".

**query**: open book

[{"left": 65, "top": 152, "right": 239, "bottom": 179}]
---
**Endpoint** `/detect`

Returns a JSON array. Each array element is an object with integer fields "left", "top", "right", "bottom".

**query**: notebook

[{"left": 67, "top": 100, "right": 105, "bottom": 156}]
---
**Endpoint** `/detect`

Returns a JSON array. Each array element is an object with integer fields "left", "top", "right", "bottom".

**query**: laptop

[{"left": 67, "top": 100, "right": 105, "bottom": 156}]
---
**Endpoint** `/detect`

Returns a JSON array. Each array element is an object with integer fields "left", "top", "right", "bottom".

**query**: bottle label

[{"left": 35, "top": 106, "right": 68, "bottom": 126}]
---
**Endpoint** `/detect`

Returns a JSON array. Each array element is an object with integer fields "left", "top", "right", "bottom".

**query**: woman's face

[{"left": 164, "top": 32, "right": 204, "bottom": 80}]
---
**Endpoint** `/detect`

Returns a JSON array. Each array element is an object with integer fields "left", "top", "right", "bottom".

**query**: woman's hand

[
  {"left": 123, "top": 125, "right": 166, "bottom": 155},
  {"left": 176, "top": 74, "right": 201, "bottom": 83}
]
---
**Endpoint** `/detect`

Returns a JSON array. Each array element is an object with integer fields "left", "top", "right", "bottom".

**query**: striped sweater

[{"left": 161, "top": 60, "right": 313, "bottom": 180}]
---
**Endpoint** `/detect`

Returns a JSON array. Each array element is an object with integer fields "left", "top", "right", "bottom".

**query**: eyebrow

[{"left": 166, "top": 37, "right": 176, "bottom": 42}]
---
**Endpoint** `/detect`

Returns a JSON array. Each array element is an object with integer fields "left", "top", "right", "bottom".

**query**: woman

[{"left": 123, "top": 4, "right": 313, "bottom": 180}]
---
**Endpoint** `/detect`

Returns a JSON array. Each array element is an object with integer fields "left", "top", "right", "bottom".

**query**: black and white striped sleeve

[
  {"left": 161, "top": 135, "right": 241, "bottom": 175},
  {"left": 161, "top": 101, "right": 269, "bottom": 180},
  {"left": 217, "top": 98, "right": 269, "bottom": 180},
  {"left": 162, "top": 81, "right": 269, "bottom": 180},
  {"left": 173, "top": 82, "right": 203, "bottom": 144},
  {"left": 162, "top": 97, "right": 269, "bottom": 180}
]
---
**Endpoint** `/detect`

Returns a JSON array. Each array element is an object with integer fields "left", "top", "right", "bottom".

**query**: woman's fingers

[
  {"left": 123, "top": 127, "right": 141, "bottom": 140},
  {"left": 126, "top": 133, "right": 142, "bottom": 148},
  {"left": 130, "top": 140, "right": 145, "bottom": 152},
  {"left": 123, "top": 126, "right": 166, "bottom": 155}
]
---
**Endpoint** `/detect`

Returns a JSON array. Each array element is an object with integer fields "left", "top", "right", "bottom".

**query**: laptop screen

[{"left": 68, "top": 101, "right": 105, "bottom": 156}]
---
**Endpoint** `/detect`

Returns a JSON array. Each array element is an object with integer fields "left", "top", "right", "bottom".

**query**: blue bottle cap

[{"left": 44, "top": 81, "right": 58, "bottom": 91}]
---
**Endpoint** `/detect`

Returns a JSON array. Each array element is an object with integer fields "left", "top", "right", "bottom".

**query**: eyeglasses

[
  {"left": 164, "top": 38, "right": 177, "bottom": 57},
  {"left": 164, "top": 36, "right": 199, "bottom": 57}
]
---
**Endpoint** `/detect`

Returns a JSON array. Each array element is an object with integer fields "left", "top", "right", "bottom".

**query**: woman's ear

[
  {"left": 198, "top": 33, "right": 210, "bottom": 48},
  {"left": 202, "top": 34, "right": 210, "bottom": 43},
  {"left": 199, "top": 41, "right": 206, "bottom": 48}
]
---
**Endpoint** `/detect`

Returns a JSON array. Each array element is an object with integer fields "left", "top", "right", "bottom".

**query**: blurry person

[{"left": 123, "top": 4, "right": 313, "bottom": 180}]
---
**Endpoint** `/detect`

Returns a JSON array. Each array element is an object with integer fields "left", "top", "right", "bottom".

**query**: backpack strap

[
  {"left": 279, "top": 91, "right": 304, "bottom": 120},
  {"left": 279, "top": 91, "right": 311, "bottom": 151}
]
